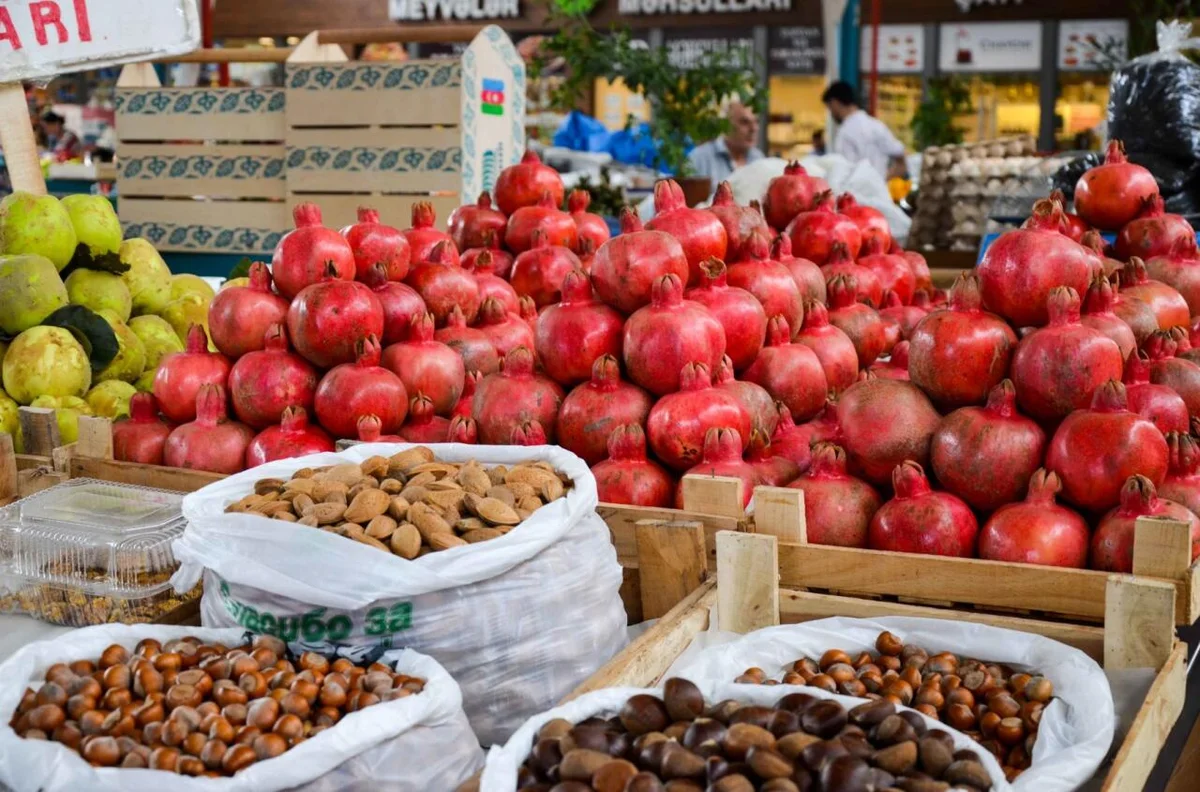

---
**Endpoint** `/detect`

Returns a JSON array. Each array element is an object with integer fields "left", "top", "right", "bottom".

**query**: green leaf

[
  {"left": 225, "top": 257, "right": 255, "bottom": 282},
  {"left": 41, "top": 305, "right": 119, "bottom": 371},
  {"left": 59, "top": 243, "right": 130, "bottom": 280}
]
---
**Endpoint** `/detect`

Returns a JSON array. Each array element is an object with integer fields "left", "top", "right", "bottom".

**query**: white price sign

[
  {"left": 860, "top": 24, "right": 925, "bottom": 74},
  {"left": 938, "top": 21, "right": 1042, "bottom": 72},
  {"left": 1058, "top": 19, "right": 1128, "bottom": 71}
]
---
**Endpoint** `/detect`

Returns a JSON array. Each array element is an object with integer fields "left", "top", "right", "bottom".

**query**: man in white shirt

[{"left": 822, "top": 81, "right": 906, "bottom": 179}]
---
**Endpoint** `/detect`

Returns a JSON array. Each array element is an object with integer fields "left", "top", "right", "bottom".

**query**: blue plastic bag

[
  {"left": 553, "top": 111, "right": 611, "bottom": 152},
  {"left": 606, "top": 122, "right": 661, "bottom": 169}
]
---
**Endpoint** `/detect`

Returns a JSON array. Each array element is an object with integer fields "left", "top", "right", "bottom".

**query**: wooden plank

[
  {"left": 599, "top": 502, "right": 743, "bottom": 568},
  {"left": 1133, "top": 516, "right": 1194, "bottom": 580},
  {"left": 69, "top": 457, "right": 224, "bottom": 492},
  {"left": 1164, "top": 702, "right": 1200, "bottom": 792},
  {"left": 1188, "top": 561, "right": 1200, "bottom": 628},
  {"left": 116, "top": 88, "right": 286, "bottom": 142},
  {"left": 0, "top": 433, "right": 15, "bottom": 504},
  {"left": 17, "top": 468, "right": 68, "bottom": 497},
  {"left": 1102, "top": 641, "right": 1187, "bottom": 792},
  {"left": 15, "top": 454, "right": 50, "bottom": 471},
  {"left": 287, "top": 150, "right": 460, "bottom": 194},
  {"left": 563, "top": 580, "right": 715, "bottom": 701},
  {"left": 620, "top": 565, "right": 643, "bottom": 625},
  {"left": 681, "top": 475, "right": 745, "bottom": 519},
  {"left": 117, "top": 144, "right": 286, "bottom": 198},
  {"left": 18, "top": 408, "right": 60, "bottom": 458},
  {"left": 289, "top": 195, "right": 458, "bottom": 232},
  {"left": 51, "top": 443, "right": 75, "bottom": 475},
  {"left": 635, "top": 520, "right": 706, "bottom": 621},
  {"left": 285, "top": 61, "right": 462, "bottom": 127},
  {"left": 288, "top": 127, "right": 459, "bottom": 149},
  {"left": 119, "top": 198, "right": 289, "bottom": 257},
  {"left": 779, "top": 588, "right": 1107, "bottom": 661},
  {"left": 1105, "top": 575, "right": 1177, "bottom": 671},
  {"left": 753, "top": 486, "right": 806, "bottom": 543},
  {"left": 717, "top": 531, "right": 779, "bottom": 634},
  {"left": 75, "top": 418, "right": 114, "bottom": 461}
]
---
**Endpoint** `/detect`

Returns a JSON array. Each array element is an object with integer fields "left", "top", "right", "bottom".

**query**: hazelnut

[
  {"left": 875, "top": 631, "right": 904, "bottom": 656},
  {"left": 945, "top": 687, "right": 975, "bottom": 709},
  {"left": 979, "top": 711, "right": 1002, "bottom": 738},
  {"left": 28, "top": 704, "right": 66, "bottom": 733},
  {"left": 915, "top": 703, "right": 939, "bottom": 720},
  {"left": 222, "top": 703, "right": 248, "bottom": 726},
  {"left": 99, "top": 645, "right": 129, "bottom": 670},
  {"left": 234, "top": 725, "right": 262, "bottom": 746},
  {"left": 997, "top": 716, "right": 1025, "bottom": 746},
  {"left": 880, "top": 678, "right": 913, "bottom": 706},
  {"left": 200, "top": 739, "right": 227, "bottom": 770},
  {"left": 221, "top": 743, "right": 256, "bottom": 774},
  {"left": 273, "top": 713, "right": 304, "bottom": 741},
  {"left": 1025, "top": 676, "right": 1053, "bottom": 703},
  {"left": 253, "top": 732, "right": 288, "bottom": 761},
  {"left": 83, "top": 735, "right": 121, "bottom": 766},
  {"left": 153, "top": 653, "right": 182, "bottom": 674},
  {"left": 246, "top": 698, "right": 280, "bottom": 731},
  {"left": 819, "top": 649, "right": 852, "bottom": 670},
  {"left": 149, "top": 746, "right": 181, "bottom": 772},
  {"left": 946, "top": 703, "right": 976, "bottom": 731},
  {"left": 280, "top": 692, "right": 310, "bottom": 720},
  {"left": 101, "top": 688, "right": 132, "bottom": 711},
  {"left": 101, "top": 665, "right": 131, "bottom": 691}
]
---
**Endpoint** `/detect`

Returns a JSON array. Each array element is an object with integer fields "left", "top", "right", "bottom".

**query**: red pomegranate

[
  {"left": 772, "top": 233, "right": 826, "bottom": 305},
  {"left": 510, "top": 228, "right": 583, "bottom": 308},
  {"left": 768, "top": 404, "right": 814, "bottom": 470},
  {"left": 381, "top": 313, "right": 465, "bottom": 415},
  {"left": 763, "top": 162, "right": 817, "bottom": 231},
  {"left": 163, "top": 384, "right": 254, "bottom": 474},
  {"left": 112, "top": 393, "right": 171, "bottom": 465},
  {"left": 208, "top": 262, "right": 289, "bottom": 358},
  {"left": 477, "top": 297, "right": 536, "bottom": 360},
  {"left": 868, "top": 462, "right": 978, "bottom": 558},
  {"left": 685, "top": 257, "right": 767, "bottom": 371},
  {"left": 461, "top": 230, "right": 515, "bottom": 279},
  {"left": 979, "top": 469, "right": 1089, "bottom": 568},
  {"left": 787, "top": 192, "right": 863, "bottom": 265},
  {"left": 1010, "top": 286, "right": 1124, "bottom": 421},
  {"left": 1079, "top": 230, "right": 1123, "bottom": 279},
  {"left": 472, "top": 346, "right": 564, "bottom": 444},
  {"left": 506, "top": 191, "right": 578, "bottom": 255},
  {"left": 557, "top": 354, "right": 654, "bottom": 465},
  {"left": 592, "top": 424, "right": 674, "bottom": 507},
  {"left": 400, "top": 394, "right": 451, "bottom": 443},
  {"left": 1079, "top": 274, "right": 1137, "bottom": 360},
  {"left": 1145, "top": 331, "right": 1200, "bottom": 416},
  {"left": 890, "top": 242, "right": 933, "bottom": 291},
  {"left": 709, "top": 181, "right": 771, "bottom": 263},
  {"left": 743, "top": 316, "right": 828, "bottom": 422},
  {"left": 271, "top": 203, "right": 355, "bottom": 299},
  {"left": 879, "top": 291, "right": 927, "bottom": 342},
  {"left": 448, "top": 415, "right": 478, "bottom": 444},
  {"left": 340, "top": 207, "right": 410, "bottom": 282},
  {"left": 1116, "top": 194, "right": 1193, "bottom": 261},
  {"left": 826, "top": 276, "right": 888, "bottom": 367},
  {"left": 535, "top": 268, "right": 624, "bottom": 386},
  {"left": 1108, "top": 275, "right": 1161, "bottom": 344},
  {"left": 836, "top": 193, "right": 891, "bottom": 251},
  {"left": 930, "top": 379, "right": 1047, "bottom": 511},
  {"left": 646, "top": 362, "right": 751, "bottom": 471},
  {"left": 1093, "top": 475, "right": 1200, "bottom": 572},
  {"left": 623, "top": 273, "right": 726, "bottom": 396},
  {"left": 676, "top": 428, "right": 759, "bottom": 508},
  {"left": 575, "top": 236, "right": 597, "bottom": 273},
  {"left": 466, "top": 249, "right": 519, "bottom": 316},
  {"left": 1124, "top": 350, "right": 1190, "bottom": 433},
  {"left": 314, "top": 335, "right": 408, "bottom": 439},
  {"left": 519, "top": 296, "right": 539, "bottom": 330},
  {"left": 245, "top": 406, "right": 334, "bottom": 468},
  {"left": 726, "top": 233, "right": 804, "bottom": 332},
  {"left": 645, "top": 179, "right": 728, "bottom": 283},
  {"left": 227, "top": 324, "right": 319, "bottom": 429},
  {"left": 286, "top": 262, "right": 384, "bottom": 368},
  {"left": 435, "top": 305, "right": 499, "bottom": 375},
  {"left": 590, "top": 208, "right": 689, "bottom": 314},
  {"left": 870, "top": 340, "right": 910, "bottom": 380},
  {"left": 494, "top": 150, "right": 564, "bottom": 216},
  {"left": 1145, "top": 236, "right": 1200, "bottom": 317},
  {"left": 452, "top": 370, "right": 482, "bottom": 419},
  {"left": 359, "top": 263, "right": 426, "bottom": 346},
  {"left": 356, "top": 414, "right": 404, "bottom": 443},
  {"left": 794, "top": 299, "right": 859, "bottom": 393},
  {"left": 836, "top": 377, "right": 942, "bottom": 486},
  {"left": 787, "top": 442, "right": 881, "bottom": 547},
  {"left": 1046, "top": 380, "right": 1169, "bottom": 511},
  {"left": 1120, "top": 257, "right": 1190, "bottom": 330},
  {"left": 403, "top": 202, "right": 456, "bottom": 267},
  {"left": 977, "top": 198, "right": 1099, "bottom": 327},
  {"left": 1075, "top": 140, "right": 1160, "bottom": 231},
  {"left": 746, "top": 429, "right": 801, "bottom": 486},
  {"left": 821, "top": 242, "right": 883, "bottom": 306},
  {"left": 856, "top": 237, "right": 915, "bottom": 305},
  {"left": 153, "top": 325, "right": 231, "bottom": 424},
  {"left": 1048, "top": 189, "right": 1089, "bottom": 242},
  {"left": 508, "top": 419, "right": 547, "bottom": 445},
  {"left": 1161, "top": 432, "right": 1200, "bottom": 517},
  {"left": 448, "top": 192, "right": 507, "bottom": 253},
  {"left": 405, "top": 240, "right": 481, "bottom": 327},
  {"left": 909, "top": 273, "right": 1019, "bottom": 409},
  {"left": 715, "top": 356, "right": 778, "bottom": 437},
  {"left": 567, "top": 189, "right": 611, "bottom": 250}
]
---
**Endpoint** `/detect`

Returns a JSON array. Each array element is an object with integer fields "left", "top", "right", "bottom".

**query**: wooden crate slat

[
  {"left": 1101, "top": 642, "right": 1188, "bottom": 792},
  {"left": 69, "top": 457, "right": 225, "bottom": 492},
  {"left": 600, "top": 502, "right": 743, "bottom": 569},
  {"left": 289, "top": 195, "right": 458, "bottom": 231},
  {"left": 116, "top": 87, "right": 286, "bottom": 141},
  {"left": 288, "top": 127, "right": 460, "bottom": 148},
  {"left": 120, "top": 198, "right": 288, "bottom": 256},
  {"left": 286, "top": 61, "right": 462, "bottom": 127},
  {"left": 118, "top": 144, "right": 286, "bottom": 199},
  {"left": 287, "top": 154, "right": 460, "bottom": 194}
]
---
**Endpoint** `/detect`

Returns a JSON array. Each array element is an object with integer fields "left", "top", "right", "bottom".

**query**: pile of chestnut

[
  {"left": 736, "top": 631, "right": 1052, "bottom": 782},
  {"left": 510, "top": 677, "right": 994, "bottom": 791},
  {"left": 8, "top": 634, "right": 425, "bottom": 776}
]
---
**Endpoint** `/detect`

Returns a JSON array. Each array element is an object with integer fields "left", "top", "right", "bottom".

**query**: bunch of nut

[
  {"left": 507, "top": 677, "right": 993, "bottom": 791},
  {"left": 8, "top": 634, "right": 424, "bottom": 776},
  {"left": 735, "top": 631, "right": 1052, "bottom": 782},
  {"left": 225, "top": 446, "right": 570, "bottom": 557}
]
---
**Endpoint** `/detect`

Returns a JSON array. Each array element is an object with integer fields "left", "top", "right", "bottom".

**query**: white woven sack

[
  {"left": 174, "top": 442, "right": 627, "bottom": 745},
  {"left": 0, "top": 625, "right": 482, "bottom": 792}
]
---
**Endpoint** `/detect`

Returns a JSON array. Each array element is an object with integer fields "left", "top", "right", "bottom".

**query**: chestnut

[
  {"left": 619, "top": 694, "right": 670, "bottom": 736},
  {"left": 664, "top": 678, "right": 704, "bottom": 722},
  {"left": 99, "top": 645, "right": 129, "bottom": 670},
  {"left": 799, "top": 700, "right": 846, "bottom": 740},
  {"left": 221, "top": 743, "right": 257, "bottom": 774},
  {"left": 149, "top": 746, "right": 181, "bottom": 772},
  {"left": 875, "top": 631, "right": 904, "bottom": 656}
]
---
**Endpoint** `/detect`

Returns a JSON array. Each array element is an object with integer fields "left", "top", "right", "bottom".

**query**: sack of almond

[{"left": 174, "top": 443, "right": 626, "bottom": 746}]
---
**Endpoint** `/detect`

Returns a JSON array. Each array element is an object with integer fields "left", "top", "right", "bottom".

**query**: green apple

[
  {"left": 119, "top": 238, "right": 171, "bottom": 315},
  {"left": 1, "top": 325, "right": 91, "bottom": 404},
  {"left": 0, "top": 192, "right": 77, "bottom": 270},
  {"left": 61, "top": 194, "right": 122, "bottom": 257},
  {"left": 93, "top": 310, "right": 146, "bottom": 384},
  {"left": 65, "top": 268, "right": 132, "bottom": 322},
  {"left": 0, "top": 254, "right": 68, "bottom": 335},
  {"left": 128, "top": 314, "right": 184, "bottom": 369}
]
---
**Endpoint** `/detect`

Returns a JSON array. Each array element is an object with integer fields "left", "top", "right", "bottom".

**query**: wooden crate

[{"left": 569, "top": 529, "right": 1188, "bottom": 792}]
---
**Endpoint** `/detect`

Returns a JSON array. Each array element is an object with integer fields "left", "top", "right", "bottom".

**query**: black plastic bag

[{"left": 1109, "top": 21, "right": 1200, "bottom": 165}]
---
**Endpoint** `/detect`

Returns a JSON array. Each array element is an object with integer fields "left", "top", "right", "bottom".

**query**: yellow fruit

[
  {"left": 65, "top": 268, "right": 132, "bottom": 321},
  {"left": 119, "top": 238, "right": 171, "bottom": 315},
  {"left": 128, "top": 315, "right": 183, "bottom": 369},
  {"left": 30, "top": 395, "right": 92, "bottom": 444},
  {"left": 86, "top": 380, "right": 137, "bottom": 419},
  {"left": 161, "top": 294, "right": 213, "bottom": 347},
  {"left": 93, "top": 310, "right": 146, "bottom": 384},
  {"left": 170, "top": 273, "right": 215, "bottom": 303},
  {"left": 0, "top": 387, "right": 20, "bottom": 451},
  {"left": 1, "top": 326, "right": 91, "bottom": 404},
  {"left": 0, "top": 254, "right": 68, "bottom": 335}
]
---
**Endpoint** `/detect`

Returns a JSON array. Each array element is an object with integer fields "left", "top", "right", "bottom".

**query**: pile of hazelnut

[
  {"left": 735, "top": 631, "right": 1053, "bottom": 782},
  {"left": 8, "top": 634, "right": 424, "bottom": 776},
  {"left": 506, "top": 677, "right": 995, "bottom": 791}
]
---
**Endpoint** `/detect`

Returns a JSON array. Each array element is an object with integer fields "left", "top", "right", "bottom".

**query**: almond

[
  {"left": 426, "top": 479, "right": 463, "bottom": 491},
  {"left": 366, "top": 515, "right": 398, "bottom": 540},
  {"left": 484, "top": 486, "right": 515, "bottom": 507},
  {"left": 428, "top": 532, "right": 468, "bottom": 551},
  {"left": 409, "top": 502, "right": 454, "bottom": 541},
  {"left": 407, "top": 471, "right": 437, "bottom": 488},
  {"left": 462, "top": 528, "right": 504, "bottom": 543},
  {"left": 254, "top": 501, "right": 294, "bottom": 517},
  {"left": 298, "top": 515, "right": 319, "bottom": 527},
  {"left": 505, "top": 465, "right": 557, "bottom": 489},
  {"left": 505, "top": 482, "right": 537, "bottom": 502},
  {"left": 274, "top": 512, "right": 297, "bottom": 523},
  {"left": 399, "top": 485, "right": 428, "bottom": 504},
  {"left": 292, "top": 494, "right": 315, "bottom": 515},
  {"left": 455, "top": 517, "right": 488, "bottom": 533},
  {"left": 390, "top": 523, "right": 422, "bottom": 559},
  {"left": 387, "top": 496, "right": 411, "bottom": 521},
  {"left": 323, "top": 489, "right": 348, "bottom": 506},
  {"left": 254, "top": 479, "right": 285, "bottom": 495},
  {"left": 344, "top": 488, "right": 390, "bottom": 523},
  {"left": 312, "top": 480, "right": 348, "bottom": 501},
  {"left": 474, "top": 497, "right": 522, "bottom": 526},
  {"left": 281, "top": 478, "right": 316, "bottom": 496},
  {"left": 338, "top": 523, "right": 365, "bottom": 541},
  {"left": 292, "top": 467, "right": 316, "bottom": 479},
  {"left": 424, "top": 488, "right": 466, "bottom": 515},
  {"left": 518, "top": 495, "right": 543, "bottom": 513},
  {"left": 540, "top": 477, "right": 564, "bottom": 502},
  {"left": 387, "top": 447, "right": 435, "bottom": 475},
  {"left": 458, "top": 464, "right": 492, "bottom": 496},
  {"left": 359, "top": 455, "right": 390, "bottom": 478},
  {"left": 487, "top": 465, "right": 508, "bottom": 485},
  {"left": 323, "top": 462, "right": 367, "bottom": 486},
  {"left": 379, "top": 478, "right": 404, "bottom": 494},
  {"left": 356, "top": 534, "right": 391, "bottom": 553},
  {"left": 309, "top": 503, "right": 346, "bottom": 525}
]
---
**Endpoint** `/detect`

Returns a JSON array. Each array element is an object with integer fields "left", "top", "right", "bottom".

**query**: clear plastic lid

[{"left": 19, "top": 479, "right": 184, "bottom": 530}]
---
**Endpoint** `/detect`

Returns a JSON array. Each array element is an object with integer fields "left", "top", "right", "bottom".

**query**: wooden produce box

[{"left": 569, "top": 529, "right": 1187, "bottom": 792}]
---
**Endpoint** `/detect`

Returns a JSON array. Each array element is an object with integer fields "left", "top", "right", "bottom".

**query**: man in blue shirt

[{"left": 685, "top": 101, "right": 764, "bottom": 187}]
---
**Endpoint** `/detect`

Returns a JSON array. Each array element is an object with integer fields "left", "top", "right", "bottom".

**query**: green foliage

[
  {"left": 532, "top": 16, "right": 764, "bottom": 177},
  {"left": 911, "top": 77, "right": 972, "bottom": 151},
  {"left": 226, "top": 257, "right": 256, "bottom": 282},
  {"left": 571, "top": 167, "right": 626, "bottom": 216}
]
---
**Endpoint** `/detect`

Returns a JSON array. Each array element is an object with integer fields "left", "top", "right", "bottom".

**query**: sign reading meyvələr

[{"left": 389, "top": 0, "right": 520, "bottom": 21}]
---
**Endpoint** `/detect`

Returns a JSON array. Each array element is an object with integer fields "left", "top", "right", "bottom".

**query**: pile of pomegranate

[{"left": 116, "top": 145, "right": 1200, "bottom": 573}]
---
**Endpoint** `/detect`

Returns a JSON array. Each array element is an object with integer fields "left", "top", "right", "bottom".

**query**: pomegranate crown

[
  {"left": 407, "top": 312, "right": 436, "bottom": 343},
  {"left": 520, "top": 150, "right": 542, "bottom": 165},
  {"left": 784, "top": 161, "right": 808, "bottom": 177},
  {"left": 448, "top": 415, "right": 478, "bottom": 444},
  {"left": 354, "top": 334, "right": 383, "bottom": 367},
  {"left": 536, "top": 190, "right": 557, "bottom": 209},
  {"left": 698, "top": 257, "right": 728, "bottom": 287},
  {"left": 1169, "top": 233, "right": 1199, "bottom": 258},
  {"left": 476, "top": 191, "right": 494, "bottom": 210},
  {"left": 185, "top": 323, "right": 211, "bottom": 354},
  {"left": 743, "top": 231, "right": 770, "bottom": 261},
  {"left": 567, "top": 190, "right": 591, "bottom": 213},
  {"left": 801, "top": 298, "right": 830, "bottom": 329},
  {"left": 984, "top": 379, "right": 1018, "bottom": 418},
  {"left": 770, "top": 234, "right": 793, "bottom": 260},
  {"left": 827, "top": 274, "right": 860, "bottom": 309},
  {"left": 1089, "top": 379, "right": 1129, "bottom": 412},
  {"left": 280, "top": 406, "right": 309, "bottom": 432},
  {"left": 1171, "top": 325, "right": 1193, "bottom": 353},
  {"left": 835, "top": 193, "right": 857, "bottom": 211},
  {"left": 772, "top": 401, "right": 797, "bottom": 434},
  {"left": 1137, "top": 193, "right": 1166, "bottom": 219},
  {"left": 444, "top": 305, "right": 468, "bottom": 328},
  {"left": 714, "top": 355, "right": 736, "bottom": 384},
  {"left": 607, "top": 423, "right": 649, "bottom": 461},
  {"left": 765, "top": 315, "right": 792, "bottom": 346},
  {"left": 1123, "top": 350, "right": 1151, "bottom": 385},
  {"left": 576, "top": 236, "right": 597, "bottom": 258},
  {"left": 262, "top": 323, "right": 290, "bottom": 351},
  {"left": 811, "top": 190, "right": 835, "bottom": 212},
  {"left": 512, "top": 419, "right": 547, "bottom": 445},
  {"left": 519, "top": 295, "right": 538, "bottom": 322},
  {"left": 1117, "top": 474, "right": 1159, "bottom": 516},
  {"left": 411, "top": 201, "right": 436, "bottom": 229},
  {"left": 357, "top": 207, "right": 381, "bottom": 224},
  {"left": 470, "top": 249, "right": 497, "bottom": 275},
  {"left": 479, "top": 296, "right": 510, "bottom": 325},
  {"left": 482, "top": 229, "right": 503, "bottom": 250},
  {"left": 559, "top": 268, "right": 594, "bottom": 303},
  {"left": 501, "top": 345, "right": 535, "bottom": 378},
  {"left": 746, "top": 429, "right": 773, "bottom": 461},
  {"left": 891, "top": 460, "right": 932, "bottom": 498},
  {"left": 1167, "top": 432, "right": 1200, "bottom": 477},
  {"left": 701, "top": 427, "right": 744, "bottom": 463},
  {"left": 1121, "top": 257, "right": 1149, "bottom": 286},
  {"left": 247, "top": 261, "right": 273, "bottom": 291},
  {"left": 1045, "top": 286, "right": 1081, "bottom": 326},
  {"left": 292, "top": 202, "right": 323, "bottom": 227},
  {"left": 529, "top": 227, "right": 552, "bottom": 250},
  {"left": 860, "top": 236, "right": 888, "bottom": 257},
  {"left": 1024, "top": 468, "right": 1062, "bottom": 504},
  {"left": 712, "top": 181, "right": 736, "bottom": 206},
  {"left": 1103, "top": 139, "right": 1128, "bottom": 165},
  {"left": 651, "top": 273, "right": 685, "bottom": 306},
  {"left": 1024, "top": 198, "right": 1067, "bottom": 233},
  {"left": 948, "top": 272, "right": 985, "bottom": 312},
  {"left": 361, "top": 262, "right": 392, "bottom": 290},
  {"left": 461, "top": 370, "right": 482, "bottom": 398},
  {"left": 1081, "top": 275, "right": 1116, "bottom": 314},
  {"left": 882, "top": 290, "right": 903, "bottom": 309},
  {"left": 678, "top": 361, "right": 713, "bottom": 391},
  {"left": 590, "top": 354, "right": 622, "bottom": 390},
  {"left": 619, "top": 206, "right": 644, "bottom": 233},
  {"left": 827, "top": 241, "right": 853, "bottom": 264},
  {"left": 408, "top": 393, "right": 435, "bottom": 425},
  {"left": 428, "top": 239, "right": 455, "bottom": 265},
  {"left": 128, "top": 392, "right": 159, "bottom": 423},
  {"left": 808, "top": 442, "right": 849, "bottom": 477},
  {"left": 653, "top": 179, "right": 687, "bottom": 213},
  {"left": 357, "top": 414, "right": 382, "bottom": 441},
  {"left": 194, "top": 383, "right": 229, "bottom": 425}
]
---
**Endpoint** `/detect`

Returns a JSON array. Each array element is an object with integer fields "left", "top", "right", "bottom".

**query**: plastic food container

[{"left": 0, "top": 480, "right": 200, "bottom": 626}]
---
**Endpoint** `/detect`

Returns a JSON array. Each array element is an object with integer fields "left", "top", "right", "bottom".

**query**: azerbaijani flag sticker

[{"left": 482, "top": 78, "right": 505, "bottom": 116}]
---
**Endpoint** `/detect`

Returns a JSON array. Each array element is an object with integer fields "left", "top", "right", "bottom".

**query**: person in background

[
  {"left": 685, "top": 101, "right": 764, "bottom": 187},
  {"left": 822, "top": 81, "right": 905, "bottom": 179},
  {"left": 811, "top": 129, "right": 826, "bottom": 156},
  {"left": 40, "top": 111, "right": 82, "bottom": 161}
]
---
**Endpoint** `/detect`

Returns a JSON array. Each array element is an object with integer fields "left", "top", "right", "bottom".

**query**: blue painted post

[{"left": 839, "top": 0, "right": 860, "bottom": 89}]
